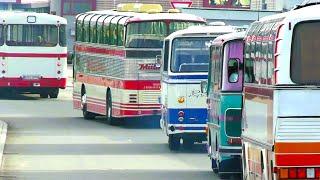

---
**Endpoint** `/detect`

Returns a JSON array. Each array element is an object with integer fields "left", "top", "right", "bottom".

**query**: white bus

[
  {"left": 160, "top": 25, "right": 236, "bottom": 150},
  {"left": 242, "top": 3, "right": 320, "bottom": 180},
  {"left": 0, "top": 11, "right": 67, "bottom": 98},
  {"left": 73, "top": 4, "right": 206, "bottom": 124}
]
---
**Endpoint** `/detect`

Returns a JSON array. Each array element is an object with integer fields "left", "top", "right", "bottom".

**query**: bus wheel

[
  {"left": 168, "top": 134, "right": 180, "bottom": 151},
  {"left": 182, "top": 137, "right": 194, "bottom": 150},
  {"left": 81, "top": 91, "right": 95, "bottom": 120},
  {"left": 211, "top": 158, "right": 218, "bottom": 173},
  {"left": 49, "top": 88, "right": 59, "bottom": 98},
  {"left": 106, "top": 91, "right": 116, "bottom": 125}
]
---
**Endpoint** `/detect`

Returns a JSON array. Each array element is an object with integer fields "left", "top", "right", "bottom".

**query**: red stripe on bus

[
  {"left": 244, "top": 85, "right": 273, "bottom": 98},
  {"left": 75, "top": 44, "right": 125, "bottom": 57},
  {"left": 0, "top": 52, "right": 67, "bottom": 58},
  {"left": 76, "top": 73, "right": 161, "bottom": 90},
  {"left": 86, "top": 101, "right": 160, "bottom": 117},
  {"left": 276, "top": 154, "right": 320, "bottom": 166},
  {"left": 0, "top": 77, "right": 67, "bottom": 88}
]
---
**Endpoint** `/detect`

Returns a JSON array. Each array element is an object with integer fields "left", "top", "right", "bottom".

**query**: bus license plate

[{"left": 23, "top": 75, "right": 40, "bottom": 80}]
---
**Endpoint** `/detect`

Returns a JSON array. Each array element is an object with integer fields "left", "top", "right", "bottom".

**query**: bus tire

[
  {"left": 81, "top": 89, "right": 95, "bottom": 120},
  {"left": 106, "top": 91, "right": 116, "bottom": 125},
  {"left": 168, "top": 134, "right": 180, "bottom": 151},
  {"left": 211, "top": 158, "right": 218, "bottom": 173},
  {"left": 49, "top": 88, "right": 59, "bottom": 98}
]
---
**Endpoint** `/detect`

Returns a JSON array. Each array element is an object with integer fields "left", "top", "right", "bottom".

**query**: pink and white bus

[
  {"left": 72, "top": 4, "right": 206, "bottom": 124},
  {"left": 0, "top": 11, "right": 67, "bottom": 98}
]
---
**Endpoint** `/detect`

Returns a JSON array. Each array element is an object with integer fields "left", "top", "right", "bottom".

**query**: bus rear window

[
  {"left": 7, "top": 24, "right": 58, "bottom": 47},
  {"left": 291, "top": 21, "right": 320, "bottom": 85}
]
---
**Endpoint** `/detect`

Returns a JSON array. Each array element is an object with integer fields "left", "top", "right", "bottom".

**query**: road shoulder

[{"left": 0, "top": 120, "right": 7, "bottom": 168}]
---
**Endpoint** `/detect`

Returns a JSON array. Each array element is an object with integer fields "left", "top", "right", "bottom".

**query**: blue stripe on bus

[
  {"left": 167, "top": 75, "right": 208, "bottom": 80},
  {"left": 166, "top": 108, "right": 207, "bottom": 124},
  {"left": 171, "top": 126, "right": 206, "bottom": 131}
]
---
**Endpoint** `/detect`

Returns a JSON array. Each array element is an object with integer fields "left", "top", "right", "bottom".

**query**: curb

[{"left": 0, "top": 120, "right": 7, "bottom": 168}]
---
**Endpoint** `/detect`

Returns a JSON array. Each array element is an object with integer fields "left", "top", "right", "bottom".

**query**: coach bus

[
  {"left": 73, "top": 3, "right": 206, "bottom": 124},
  {"left": 160, "top": 25, "right": 236, "bottom": 151},
  {"left": 0, "top": 12, "right": 67, "bottom": 98},
  {"left": 205, "top": 32, "right": 245, "bottom": 176},
  {"left": 242, "top": 3, "right": 320, "bottom": 180}
]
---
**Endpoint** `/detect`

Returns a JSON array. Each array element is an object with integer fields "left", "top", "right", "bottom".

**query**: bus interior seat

[
  {"left": 194, "top": 54, "right": 209, "bottom": 63},
  {"left": 177, "top": 54, "right": 192, "bottom": 65}
]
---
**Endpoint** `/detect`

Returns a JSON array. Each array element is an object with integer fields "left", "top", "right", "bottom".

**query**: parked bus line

[{"left": 72, "top": 3, "right": 206, "bottom": 124}]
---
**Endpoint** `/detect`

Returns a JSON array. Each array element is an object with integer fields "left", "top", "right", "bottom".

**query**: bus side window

[
  {"left": 163, "top": 40, "right": 169, "bottom": 72},
  {"left": 117, "top": 24, "right": 124, "bottom": 46},
  {"left": 228, "top": 59, "right": 240, "bottom": 83},
  {"left": 76, "top": 20, "right": 82, "bottom": 42}
]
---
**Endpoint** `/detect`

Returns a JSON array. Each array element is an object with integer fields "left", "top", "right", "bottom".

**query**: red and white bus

[
  {"left": 0, "top": 11, "right": 67, "bottom": 98},
  {"left": 73, "top": 3, "right": 206, "bottom": 124}
]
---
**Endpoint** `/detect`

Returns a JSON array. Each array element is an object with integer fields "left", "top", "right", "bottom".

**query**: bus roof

[
  {"left": 259, "top": 4, "right": 320, "bottom": 23},
  {"left": 165, "top": 25, "right": 237, "bottom": 40},
  {"left": 0, "top": 11, "right": 67, "bottom": 25},
  {"left": 211, "top": 31, "right": 246, "bottom": 46},
  {"left": 78, "top": 10, "right": 205, "bottom": 24}
]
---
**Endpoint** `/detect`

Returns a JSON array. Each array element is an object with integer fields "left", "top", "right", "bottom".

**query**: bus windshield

[
  {"left": 291, "top": 21, "right": 320, "bottom": 85},
  {"left": 171, "top": 37, "right": 211, "bottom": 73},
  {"left": 125, "top": 21, "right": 204, "bottom": 48},
  {"left": 169, "top": 21, "right": 203, "bottom": 34},
  {"left": 126, "top": 21, "right": 166, "bottom": 48},
  {"left": 6, "top": 24, "right": 58, "bottom": 47}
]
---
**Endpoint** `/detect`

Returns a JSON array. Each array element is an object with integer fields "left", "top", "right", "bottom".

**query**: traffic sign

[{"left": 170, "top": 1, "right": 193, "bottom": 9}]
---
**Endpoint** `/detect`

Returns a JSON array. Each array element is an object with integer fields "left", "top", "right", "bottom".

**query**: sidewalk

[{"left": 0, "top": 120, "right": 7, "bottom": 167}]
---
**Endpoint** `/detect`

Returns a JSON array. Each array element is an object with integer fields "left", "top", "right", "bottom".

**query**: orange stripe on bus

[{"left": 275, "top": 142, "right": 320, "bottom": 153}]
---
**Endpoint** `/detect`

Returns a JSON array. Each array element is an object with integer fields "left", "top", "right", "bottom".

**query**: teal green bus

[{"left": 204, "top": 32, "right": 245, "bottom": 177}]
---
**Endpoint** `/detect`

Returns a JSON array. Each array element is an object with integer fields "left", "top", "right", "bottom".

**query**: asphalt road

[{"left": 0, "top": 67, "right": 221, "bottom": 180}]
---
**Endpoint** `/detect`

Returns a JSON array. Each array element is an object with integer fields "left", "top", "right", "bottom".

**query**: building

[
  {"left": 0, "top": 0, "right": 50, "bottom": 12},
  {"left": 50, "top": 0, "right": 96, "bottom": 55},
  {"left": 250, "top": 0, "right": 304, "bottom": 11},
  {"left": 96, "top": 0, "right": 203, "bottom": 11}
]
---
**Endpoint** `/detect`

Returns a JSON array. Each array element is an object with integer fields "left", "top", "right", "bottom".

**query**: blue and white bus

[{"left": 160, "top": 25, "right": 236, "bottom": 150}]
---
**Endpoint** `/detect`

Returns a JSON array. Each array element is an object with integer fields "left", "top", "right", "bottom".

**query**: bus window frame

[
  {"left": 162, "top": 39, "right": 170, "bottom": 72},
  {"left": 109, "top": 15, "right": 122, "bottom": 46},
  {"left": 116, "top": 16, "right": 128, "bottom": 47},
  {"left": 89, "top": 14, "right": 102, "bottom": 43},
  {"left": 6, "top": 24, "right": 59, "bottom": 47},
  {"left": 75, "top": 13, "right": 86, "bottom": 42},
  {"left": 95, "top": 14, "right": 108, "bottom": 44},
  {"left": 290, "top": 20, "right": 320, "bottom": 85},
  {"left": 81, "top": 13, "right": 93, "bottom": 42},
  {"left": 102, "top": 15, "right": 117, "bottom": 45},
  {"left": 59, "top": 24, "right": 67, "bottom": 47},
  {"left": 100, "top": 15, "right": 112, "bottom": 44}
]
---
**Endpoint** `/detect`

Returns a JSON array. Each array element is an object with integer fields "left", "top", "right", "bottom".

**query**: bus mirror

[
  {"left": 156, "top": 55, "right": 162, "bottom": 65},
  {"left": 200, "top": 81, "right": 208, "bottom": 94}
]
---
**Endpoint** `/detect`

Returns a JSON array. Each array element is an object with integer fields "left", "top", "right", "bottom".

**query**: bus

[
  {"left": 242, "top": 3, "right": 320, "bottom": 180},
  {"left": 160, "top": 25, "right": 236, "bottom": 151},
  {"left": 73, "top": 3, "right": 206, "bottom": 124},
  {"left": 0, "top": 12, "right": 67, "bottom": 98},
  {"left": 205, "top": 32, "right": 245, "bottom": 176}
]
